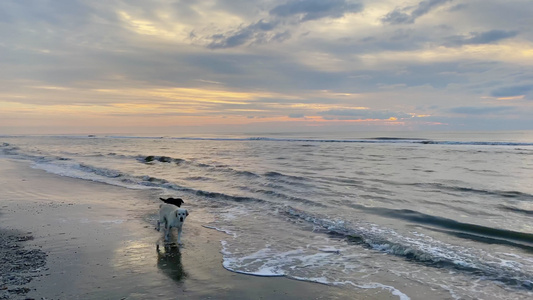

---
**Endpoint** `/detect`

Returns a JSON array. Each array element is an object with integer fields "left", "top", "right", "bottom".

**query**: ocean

[{"left": 1, "top": 131, "right": 533, "bottom": 299}]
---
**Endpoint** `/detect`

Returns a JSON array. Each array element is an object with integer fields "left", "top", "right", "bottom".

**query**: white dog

[{"left": 157, "top": 204, "right": 189, "bottom": 243}]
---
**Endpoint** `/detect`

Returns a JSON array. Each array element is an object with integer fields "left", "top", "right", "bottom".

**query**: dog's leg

[
  {"left": 177, "top": 227, "right": 183, "bottom": 244},
  {"left": 164, "top": 222, "right": 171, "bottom": 241},
  {"left": 156, "top": 220, "right": 160, "bottom": 231}
]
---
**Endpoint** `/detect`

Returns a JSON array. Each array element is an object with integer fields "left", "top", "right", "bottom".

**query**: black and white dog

[{"left": 157, "top": 203, "right": 189, "bottom": 243}]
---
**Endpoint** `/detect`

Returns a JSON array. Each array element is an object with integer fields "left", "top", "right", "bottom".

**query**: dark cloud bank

[{"left": 207, "top": 0, "right": 363, "bottom": 49}]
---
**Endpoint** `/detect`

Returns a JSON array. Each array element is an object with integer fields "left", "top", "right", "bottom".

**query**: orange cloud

[{"left": 497, "top": 95, "right": 525, "bottom": 100}]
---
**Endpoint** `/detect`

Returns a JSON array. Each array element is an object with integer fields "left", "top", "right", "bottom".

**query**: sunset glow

[{"left": 1, "top": 0, "right": 532, "bottom": 134}]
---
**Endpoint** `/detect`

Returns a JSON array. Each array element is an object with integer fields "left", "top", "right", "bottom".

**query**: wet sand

[{"left": 0, "top": 159, "right": 393, "bottom": 299}]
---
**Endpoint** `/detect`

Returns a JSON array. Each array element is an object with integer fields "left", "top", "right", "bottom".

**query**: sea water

[{"left": 1, "top": 131, "right": 533, "bottom": 299}]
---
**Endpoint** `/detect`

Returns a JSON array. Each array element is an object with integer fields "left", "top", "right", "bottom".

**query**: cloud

[
  {"left": 207, "top": 19, "right": 284, "bottom": 49},
  {"left": 205, "top": 0, "right": 363, "bottom": 49},
  {"left": 448, "top": 3, "right": 468, "bottom": 12},
  {"left": 444, "top": 30, "right": 519, "bottom": 47},
  {"left": 269, "top": 0, "right": 363, "bottom": 21},
  {"left": 288, "top": 113, "right": 305, "bottom": 118},
  {"left": 449, "top": 106, "right": 514, "bottom": 115},
  {"left": 490, "top": 85, "right": 533, "bottom": 98},
  {"left": 1, "top": 0, "right": 95, "bottom": 27},
  {"left": 318, "top": 109, "right": 412, "bottom": 120},
  {"left": 382, "top": 0, "right": 452, "bottom": 25},
  {"left": 2, "top": 0, "right": 533, "bottom": 133}
]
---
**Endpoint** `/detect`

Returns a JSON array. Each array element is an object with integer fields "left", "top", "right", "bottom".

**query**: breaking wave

[{"left": 282, "top": 206, "right": 533, "bottom": 290}]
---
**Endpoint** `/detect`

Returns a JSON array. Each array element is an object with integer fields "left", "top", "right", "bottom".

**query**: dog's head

[{"left": 175, "top": 209, "right": 189, "bottom": 223}]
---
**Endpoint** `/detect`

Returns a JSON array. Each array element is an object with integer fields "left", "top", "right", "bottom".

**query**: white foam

[
  {"left": 341, "top": 281, "right": 411, "bottom": 300},
  {"left": 31, "top": 161, "right": 152, "bottom": 190},
  {"left": 202, "top": 225, "right": 237, "bottom": 237},
  {"left": 220, "top": 242, "right": 285, "bottom": 276},
  {"left": 291, "top": 276, "right": 330, "bottom": 285},
  {"left": 437, "top": 284, "right": 462, "bottom": 300}
]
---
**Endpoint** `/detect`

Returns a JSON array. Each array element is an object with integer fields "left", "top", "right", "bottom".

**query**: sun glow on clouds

[
  {"left": 2, "top": 0, "right": 533, "bottom": 133},
  {"left": 31, "top": 86, "right": 71, "bottom": 91},
  {"left": 117, "top": 4, "right": 248, "bottom": 43},
  {"left": 94, "top": 87, "right": 277, "bottom": 105},
  {"left": 360, "top": 43, "right": 533, "bottom": 67},
  {"left": 496, "top": 95, "right": 525, "bottom": 101},
  {"left": 118, "top": 11, "right": 188, "bottom": 40},
  {"left": 1, "top": 77, "right": 428, "bottom": 131}
]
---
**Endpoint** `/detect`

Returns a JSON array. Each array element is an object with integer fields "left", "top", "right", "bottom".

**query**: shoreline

[{"left": 0, "top": 159, "right": 391, "bottom": 299}]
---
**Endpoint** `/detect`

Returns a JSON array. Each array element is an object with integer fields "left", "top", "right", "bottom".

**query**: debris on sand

[{"left": 0, "top": 229, "right": 47, "bottom": 299}]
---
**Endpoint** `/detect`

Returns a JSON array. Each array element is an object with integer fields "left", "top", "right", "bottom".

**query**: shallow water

[{"left": 2, "top": 131, "right": 533, "bottom": 299}]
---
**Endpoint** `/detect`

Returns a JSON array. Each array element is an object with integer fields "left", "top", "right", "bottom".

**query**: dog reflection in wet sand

[{"left": 156, "top": 243, "right": 187, "bottom": 282}]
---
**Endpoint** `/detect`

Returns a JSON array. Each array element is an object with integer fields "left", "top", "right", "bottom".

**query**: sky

[{"left": 1, "top": 0, "right": 533, "bottom": 134}]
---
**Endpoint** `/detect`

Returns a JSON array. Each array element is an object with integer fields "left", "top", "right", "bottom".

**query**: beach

[
  {"left": 1, "top": 133, "right": 532, "bottom": 299},
  {"left": 0, "top": 158, "right": 391, "bottom": 299}
]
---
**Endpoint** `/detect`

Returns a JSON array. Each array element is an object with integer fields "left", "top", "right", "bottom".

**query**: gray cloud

[
  {"left": 288, "top": 113, "right": 305, "bottom": 118},
  {"left": 448, "top": 3, "right": 468, "bottom": 12},
  {"left": 417, "top": 114, "right": 533, "bottom": 130},
  {"left": 444, "top": 30, "right": 519, "bottom": 47},
  {"left": 269, "top": 0, "right": 363, "bottom": 21},
  {"left": 206, "top": 0, "right": 363, "bottom": 49},
  {"left": 382, "top": 0, "right": 452, "bottom": 25},
  {"left": 319, "top": 109, "right": 412, "bottom": 120},
  {"left": 490, "top": 85, "right": 533, "bottom": 98},
  {"left": 207, "top": 19, "right": 282, "bottom": 49},
  {"left": 208, "top": 31, "right": 254, "bottom": 49},
  {"left": 449, "top": 106, "right": 514, "bottom": 115}
]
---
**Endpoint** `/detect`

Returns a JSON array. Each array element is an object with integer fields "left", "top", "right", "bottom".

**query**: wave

[
  {"left": 347, "top": 205, "right": 533, "bottom": 248},
  {"left": 29, "top": 158, "right": 273, "bottom": 206},
  {"left": 411, "top": 182, "right": 533, "bottom": 201},
  {"left": 338, "top": 201, "right": 533, "bottom": 250},
  {"left": 3, "top": 145, "right": 322, "bottom": 209},
  {"left": 242, "top": 187, "right": 327, "bottom": 207},
  {"left": 282, "top": 206, "right": 533, "bottom": 290},
  {"left": 0, "top": 142, "right": 21, "bottom": 155},
  {"left": 421, "top": 226, "right": 533, "bottom": 253},
  {"left": 498, "top": 205, "right": 533, "bottom": 216},
  {"left": 138, "top": 154, "right": 261, "bottom": 177},
  {"left": 138, "top": 155, "right": 187, "bottom": 164},
  {"left": 138, "top": 155, "right": 317, "bottom": 191},
  {"left": 264, "top": 171, "right": 307, "bottom": 181}
]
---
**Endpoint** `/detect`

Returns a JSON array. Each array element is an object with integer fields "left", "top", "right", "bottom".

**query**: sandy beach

[{"left": 0, "top": 159, "right": 393, "bottom": 300}]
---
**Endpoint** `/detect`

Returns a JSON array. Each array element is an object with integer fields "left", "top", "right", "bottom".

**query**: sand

[{"left": 0, "top": 159, "right": 393, "bottom": 299}]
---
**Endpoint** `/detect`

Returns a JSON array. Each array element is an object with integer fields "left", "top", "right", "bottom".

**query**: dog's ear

[
  {"left": 180, "top": 198, "right": 184, "bottom": 204},
  {"left": 175, "top": 211, "right": 179, "bottom": 218},
  {"left": 186, "top": 210, "right": 189, "bottom": 216}
]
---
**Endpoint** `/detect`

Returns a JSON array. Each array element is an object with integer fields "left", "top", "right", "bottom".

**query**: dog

[
  {"left": 159, "top": 197, "right": 184, "bottom": 207},
  {"left": 157, "top": 203, "right": 189, "bottom": 243}
]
